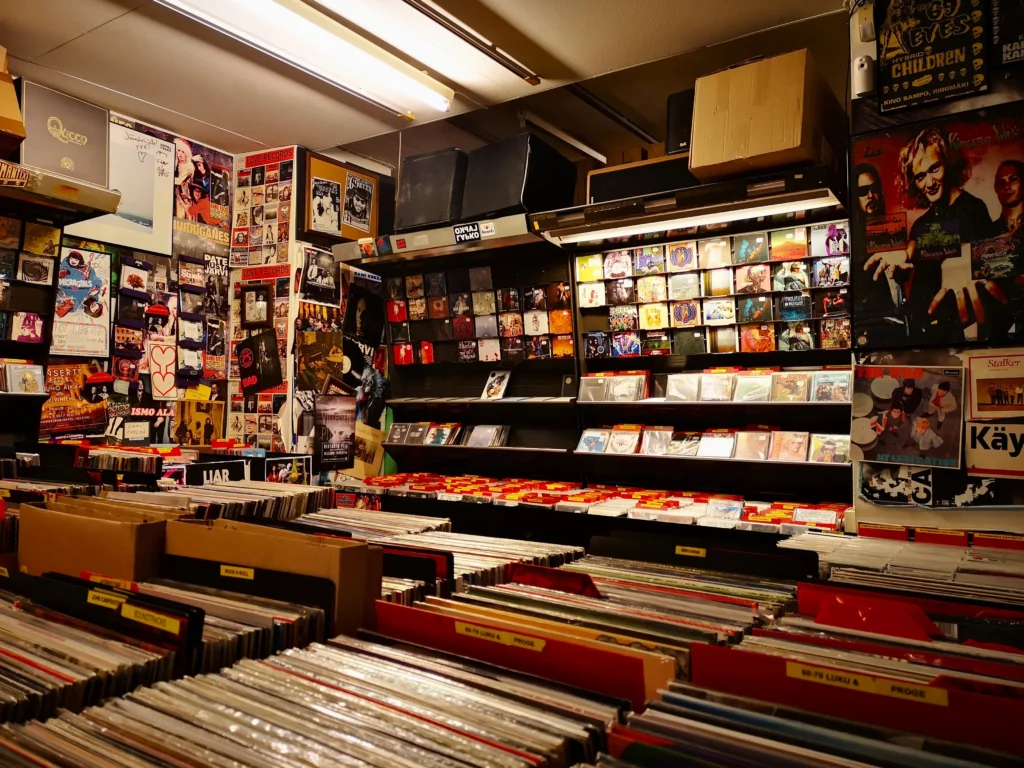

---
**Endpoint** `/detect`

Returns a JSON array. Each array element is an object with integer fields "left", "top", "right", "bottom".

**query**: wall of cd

[{"left": 575, "top": 220, "right": 852, "bottom": 358}]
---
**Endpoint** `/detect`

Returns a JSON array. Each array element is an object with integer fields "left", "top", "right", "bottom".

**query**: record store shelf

[
  {"left": 383, "top": 442, "right": 579, "bottom": 480},
  {"left": 578, "top": 400, "right": 852, "bottom": 433},
  {"left": 573, "top": 451, "right": 852, "bottom": 503}
]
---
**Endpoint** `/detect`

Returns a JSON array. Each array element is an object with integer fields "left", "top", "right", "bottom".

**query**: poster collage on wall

[{"left": 39, "top": 106, "right": 235, "bottom": 447}]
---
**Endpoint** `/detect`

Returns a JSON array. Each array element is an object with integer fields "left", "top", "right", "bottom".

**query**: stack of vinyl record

[
  {"left": 167, "top": 480, "right": 330, "bottom": 521},
  {"left": 0, "top": 635, "right": 620, "bottom": 766},
  {"left": 380, "top": 576, "right": 427, "bottom": 604},
  {"left": 293, "top": 507, "right": 450, "bottom": 539}
]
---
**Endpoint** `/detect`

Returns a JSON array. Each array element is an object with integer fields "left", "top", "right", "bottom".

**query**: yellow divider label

[
  {"left": 220, "top": 564, "right": 255, "bottom": 580},
  {"left": 87, "top": 590, "right": 126, "bottom": 610},
  {"left": 786, "top": 662, "right": 948, "bottom": 706},
  {"left": 675, "top": 546, "right": 707, "bottom": 558},
  {"left": 89, "top": 574, "right": 133, "bottom": 590},
  {"left": 120, "top": 604, "right": 181, "bottom": 635},
  {"left": 455, "top": 621, "right": 546, "bottom": 652}
]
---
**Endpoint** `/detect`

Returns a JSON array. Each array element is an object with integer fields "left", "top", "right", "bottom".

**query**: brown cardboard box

[
  {"left": 689, "top": 49, "right": 847, "bottom": 182},
  {"left": 18, "top": 503, "right": 167, "bottom": 582},
  {"left": 165, "top": 519, "right": 382, "bottom": 636},
  {"left": 0, "top": 72, "right": 25, "bottom": 158}
]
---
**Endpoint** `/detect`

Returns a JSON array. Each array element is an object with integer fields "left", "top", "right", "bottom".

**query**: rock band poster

[
  {"left": 851, "top": 103, "right": 1024, "bottom": 350},
  {"left": 875, "top": 0, "right": 990, "bottom": 113}
]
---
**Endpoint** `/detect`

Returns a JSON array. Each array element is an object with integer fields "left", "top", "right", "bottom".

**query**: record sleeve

[
  {"left": 610, "top": 305, "right": 638, "bottom": 331},
  {"left": 386, "top": 423, "right": 410, "bottom": 443},
  {"left": 636, "top": 276, "right": 668, "bottom": 303},
  {"left": 668, "top": 273, "right": 701, "bottom": 300},
  {"left": 820, "top": 317, "right": 851, "bottom": 349},
  {"left": 733, "top": 374, "right": 771, "bottom": 402},
  {"left": 475, "top": 314, "right": 498, "bottom": 338},
  {"left": 809, "top": 433, "right": 851, "bottom": 463},
  {"left": 700, "top": 373, "right": 735, "bottom": 401},
  {"left": 666, "top": 241, "right": 697, "bottom": 272},
  {"left": 810, "top": 221, "right": 850, "bottom": 256},
  {"left": 704, "top": 268, "right": 733, "bottom": 296},
  {"left": 739, "top": 323, "right": 775, "bottom": 352},
  {"left": 641, "top": 426, "right": 672, "bottom": 455},
  {"left": 638, "top": 302, "right": 669, "bottom": 330},
  {"left": 583, "top": 332, "right": 609, "bottom": 359},
  {"left": 771, "top": 372, "right": 810, "bottom": 401},
  {"left": 575, "top": 254, "right": 604, "bottom": 282},
  {"left": 607, "top": 375, "right": 644, "bottom": 401},
  {"left": 698, "top": 238, "right": 731, "bottom": 269},
  {"left": 772, "top": 261, "right": 810, "bottom": 291},
  {"left": 696, "top": 432, "right": 736, "bottom": 458},
  {"left": 667, "top": 431, "right": 702, "bottom": 455},
  {"left": 670, "top": 299, "right": 700, "bottom": 328},
  {"left": 665, "top": 373, "right": 701, "bottom": 401},
  {"left": 607, "top": 278, "right": 635, "bottom": 305},
  {"left": 778, "top": 322, "right": 814, "bottom": 351},
  {"left": 733, "top": 232, "right": 769, "bottom": 264},
  {"left": 578, "top": 282, "right": 606, "bottom": 308},
  {"left": 735, "top": 431, "right": 771, "bottom": 460},
  {"left": 481, "top": 370, "right": 511, "bottom": 400},
  {"left": 604, "top": 250, "right": 634, "bottom": 279},
  {"left": 702, "top": 298, "right": 735, "bottom": 326},
  {"left": 811, "top": 371, "right": 852, "bottom": 402},
  {"left": 577, "top": 429, "right": 610, "bottom": 452},
  {"left": 813, "top": 256, "right": 850, "bottom": 287},
  {"left": 769, "top": 430, "right": 810, "bottom": 461},
  {"left": 523, "top": 309, "right": 549, "bottom": 335},
  {"left": 634, "top": 245, "right": 665, "bottom": 275},
  {"left": 736, "top": 295, "right": 772, "bottom": 324},
  {"left": 769, "top": 227, "right": 808, "bottom": 260},
  {"left": 607, "top": 426, "right": 642, "bottom": 454},
  {"left": 735, "top": 264, "right": 771, "bottom": 294}
]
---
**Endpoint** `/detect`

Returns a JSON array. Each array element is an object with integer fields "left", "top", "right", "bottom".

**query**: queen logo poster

[
  {"left": 875, "top": 0, "right": 990, "bottom": 113},
  {"left": 851, "top": 103, "right": 1024, "bottom": 350},
  {"left": 51, "top": 247, "right": 110, "bottom": 356}
]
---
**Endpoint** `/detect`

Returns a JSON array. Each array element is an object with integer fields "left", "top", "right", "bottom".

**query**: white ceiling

[{"left": 0, "top": 0, "right": 843, "bottom": 155}]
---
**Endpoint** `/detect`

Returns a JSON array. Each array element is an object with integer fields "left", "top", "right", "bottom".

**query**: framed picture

[
  {"left": 241, "top": 284, "right": 273, "bottom": 329},
  {"left": 297, "top": 149, "right": 382, "bottom": 241},
  {"left": 16, "top": 252, "right": 54, "bottom": 285}
]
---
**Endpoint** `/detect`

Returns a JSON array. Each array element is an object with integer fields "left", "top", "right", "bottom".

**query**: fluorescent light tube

[
  {"left": 156, "top": 0, "right": 454, "bottom": 118},
  {"left": 553, "top": 191, "right": 841, "bottom": 244}
]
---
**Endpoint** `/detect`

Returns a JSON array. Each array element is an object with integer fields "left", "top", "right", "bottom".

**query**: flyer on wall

[
  {"left": 314, "top": 394, "right": 356, "bottom": 469},
  {"left": 51, "top": 247, "right": 110, "bottom": 357},
  {"left": 852, "top": 365, "right": 964, "bottom": 469},
  {"left": 966, "top": 349, "right": 1024, "bottom": 419}
]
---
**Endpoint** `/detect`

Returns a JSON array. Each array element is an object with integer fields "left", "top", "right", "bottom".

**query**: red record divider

[
  {"left": 689, "top": 643, "right": 1024, "bottom": 755},
  {"left": 375, "top": 600, "right": 650, "bottom": 709}
]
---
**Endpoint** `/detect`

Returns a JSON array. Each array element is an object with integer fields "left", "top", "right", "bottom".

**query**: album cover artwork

[
  {"left": 666, "top": 241, "right": 697, "bottom": 272},
  {"left": 820, "top": 317, "right": 851, "bottom": 349},
  {"left": 702, "top": 298, "right": 735, "bottom": 325},
  {"left": 408, "top": 297, "right": 427, "bottom": 321},
  {"left": 385, "top": 276, "right": 404, "bottom": 299},
  {"left": 501, "top": 336, "right": 524, "bottom": 361},
  {"left": 496, "top": 287, "right": 521, "bottom": 312},
  {"left": 523, "top": 285, "right": 548, "bottom": 311},
  {"left": 548, "top": 309, "right": 573, "bottom": 334},
  {"left": 772, "top": 372, "right": 810, "bottom": 401},
  {"left": 772, "top": 261, "right": 810, "bottom": 292},
  {"left": 733, "top": 233, "right": 769, "bottom": 264},
  {"left": 578, "top": 332, "right": 606, "bottom": 362},
  {"left": 552, "top": 334, "right": 574, "bottom": 358},
  {"left": 547, "top": 281, "right": 571, "bottom": 309},
  {"left": 603, "top": 250, "right": 634, "bottom": 279},
  {"left": 578, "top": 282, "right": 606, "bottom": 308},
  {"left": 735, "top": 264, "right": 770, "bottom": 294},
  {"left": 449, "top": 292, "right": 471, "bottom": 317},
  {"left": 638, "top": 302, "right": 668, "bottom": 330},
  {"left": 739, "top": 323, "right": 775, "bottom": 353},
  {"left": 425, "top": 271, "right": 447, "bottom": 296},
  {"left": 499, "top": 312, "right": 523, "bottom": 337},
  {"left": 609, "top": 305, "right": 638, "bottom": 331},
  {"left": 778, "top": 322, "right": 814, "bottom": 351},
  {"left": 452, "top": 316, "right": 474, "bottom": 339},
  {"left": 704, "top": 268, "right": 732, "bottom": 296},
  {"left": 636, "top": 275, "right": 667, "bottom": 303},
  {"left": 779, "top": 294, "right": 813, "bottom": 321},
  {"left": 472, "top": 291, "right": 496, "bottom": 315},
  {"left": 468, "top": 266, "right": 492, "bottom": 291},
  {"left": 698, "top": 238, "right": 731, "bottom": 269},
  {"left": 810, "top": 222, "right": 850, "bottom": 257},
  {"left": 405, "top": 274, "right": 424, "bottom": 298},
  {"left": 475, "top": 314, "right": 498, "bottom": 338},
  {"left": 815, "top": 288, "right": 849, "bottom": 318},
  {"left": 607, "top": 278, "right": 635, "bottom": 305},
  {"left": 736, "top": 295, "right": 772, "bottom": 324},
  {"left": 670, "top": 300, "right": 700, "bottom": 328},
  {"left": 526, "top": 335, "right": 550, "bottom": 359},
  {"left": 611, "top": 331, "right": 641, "bottom": 357},
  {"left": 813, "top": 257, "right": 850, "bottom": 287},
  {"left": 575, "top": 254, "right": 604, "bottom": 282},
  {"left": 634, "top": 246, "right": 665, "bottom": 275},
  {"left": 668, "top": 273, "right": 701, "bottom": 300},
  {"left": 769, "top": 228, "right": 808, "bottom": 260},
  {"left": 851, "top": 105, "right": 1024, "bottom": 349},
  {"left": 458, "top": 340, "right": 478, "bottom": 362},
  {"left": 523, "top": 309, "right": 549, "bottom": 335},
  {"left": 427, "top": 296, "right": 449, "bottom": 319}
]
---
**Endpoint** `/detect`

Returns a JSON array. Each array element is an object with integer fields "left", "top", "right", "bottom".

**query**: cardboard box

[
  {"left": 0, "top": 72, "right": 25, "bottom": 158},
  {"left": 689, "top": 49, "right": 847, "bottom": 182},
  {"left": 18, "top": 502, "right": 167, "bottom": 582},
  {"left": 165, "top": 519, "right": 382, "bottom": 636}
]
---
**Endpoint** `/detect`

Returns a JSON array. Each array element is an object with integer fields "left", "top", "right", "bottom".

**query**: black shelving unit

[
  {"left": 384, "top": 441, "right": 579, "bottom": 480},
  {"left": 578, "top": 400, "right": 852, "bottom": 435}
]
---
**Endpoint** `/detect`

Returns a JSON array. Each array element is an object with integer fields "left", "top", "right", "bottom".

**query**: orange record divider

[
  {"left": 688, "top": 642, "right": 1024, "bottom": 755},
  {"left": 375, "top": 600, "right": 670, "bottom": 709}
]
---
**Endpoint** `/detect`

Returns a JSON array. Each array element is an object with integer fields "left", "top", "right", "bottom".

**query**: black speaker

[
  {"left": 587, "top": 154, "right": 699, "bottom": 204},
  {"left": 460, "top": 133, "right": 576, "bottom": 221},
  {"left": 666, "top": 88, "right": 695, "bottom": 156},
  {"left": 395, "top": 148, "right": 468, "bottom": 232}
]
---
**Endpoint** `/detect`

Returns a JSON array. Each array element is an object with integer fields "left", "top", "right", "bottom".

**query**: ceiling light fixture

[
  {"left": 401, "top": 0, "right": 541, "bottom": 85},
  {"left": 536, "top": 186, "right": 842, "bottom": 246},
  {"left": 155, "top": 0, "right": 454, "bottom": 118}
]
